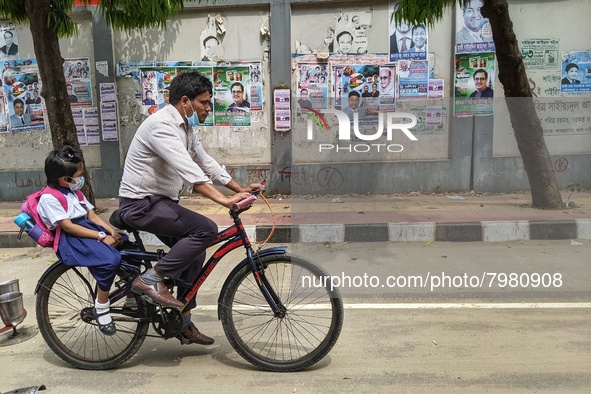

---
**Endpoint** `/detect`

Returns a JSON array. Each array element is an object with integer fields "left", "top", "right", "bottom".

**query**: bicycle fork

[{"left": 246, "top": 247, "right": 286, "bottom": 318}]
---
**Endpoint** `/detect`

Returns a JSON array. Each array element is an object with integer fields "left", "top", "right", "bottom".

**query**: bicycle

[{"left": 34, "top": 190, "right": 344, "bottom": 371}]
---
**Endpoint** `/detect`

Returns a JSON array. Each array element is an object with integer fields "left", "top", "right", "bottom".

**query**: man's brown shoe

[
  {"left": 131, "top": 276, "right": 183, "bottom": 309},
  {"left": 180, "top": 322, "right": 215, "bottom": 345}
]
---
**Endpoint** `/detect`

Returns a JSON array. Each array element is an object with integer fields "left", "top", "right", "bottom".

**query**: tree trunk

[
  {"left": 23, "top": 0, "right": 95, "bottom": 204},
  {"left": 482, "top": 0, "right": 563, "bottom": 209}
]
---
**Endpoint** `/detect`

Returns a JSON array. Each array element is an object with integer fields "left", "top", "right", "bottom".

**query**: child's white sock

[{"left": 95, "top": 299, "right": 112, "bottom": 325}]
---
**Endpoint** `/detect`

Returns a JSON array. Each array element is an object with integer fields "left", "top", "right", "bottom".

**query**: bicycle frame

[{"left": 114, "top": 207, "right": 286, "bottom": 316}]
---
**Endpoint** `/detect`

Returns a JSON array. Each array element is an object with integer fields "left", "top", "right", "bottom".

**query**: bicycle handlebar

[
  {"left": 232, "top": 194, "right": 258, "bottom": 211},
  {"left": 230, "top": 179, "right": 266, "bottom": 211}
]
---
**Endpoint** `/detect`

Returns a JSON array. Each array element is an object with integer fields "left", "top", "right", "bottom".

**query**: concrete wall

[{"left": 0, "top": 0, "right": 589, "bottom": 201}]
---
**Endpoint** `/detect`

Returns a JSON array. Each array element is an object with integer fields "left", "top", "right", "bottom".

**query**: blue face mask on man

[{"left": 184, "top": 101, "right": 200, "bottom": 127}]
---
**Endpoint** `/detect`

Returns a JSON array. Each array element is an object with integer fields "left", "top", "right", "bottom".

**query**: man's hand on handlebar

[
  {"left": 243, "top": 182, "right": 265, "bottom": 194},
  {"left": 225, "top": 192, "right": 252, "bottom": 209}
]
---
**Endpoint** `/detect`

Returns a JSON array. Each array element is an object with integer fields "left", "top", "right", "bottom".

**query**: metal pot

[
  {"left": 0, "top": 292, "right": 25, "bottom": 327},
  {"left": 0, "top": 279, "right": 20, "bottom": 296}
]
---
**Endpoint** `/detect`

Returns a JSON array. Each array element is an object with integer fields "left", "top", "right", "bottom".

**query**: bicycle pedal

[{"left": 140, "top": 295, "right": 156, "bottom": 305}]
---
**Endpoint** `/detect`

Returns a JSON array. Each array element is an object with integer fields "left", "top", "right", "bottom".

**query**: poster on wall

[
  {"left": 455, "top": 0, "right": 495, "bottom": 54},
  {"left": 454, "top": 52, "right": 495, "bottom": 116},
  {"left": 140, "top": 69, "right": 158, "bottom": 114},
  {"left": 72, "top": 107, "right": 86, "bottom": 145},
  {"left": 84, "top": 107, "right": 100, "bottom": 146},
  {"left": 389, "top": 1, "right": 428, "bottom": 61},
  {"left": 63, "top": 58, "right": 93, "bottom": 106},
  {"left": 274, "top": 88, "right": 291, "bottom": 131},
  {"left": 560, "top": 51, "right": 591, "bottom": 93},
  {"left": 0, "top": 91, "right": 7, "bottom": 133},
  {"left": 332, "top": 9, "right": 372, "bottom": 55},
  {"left": 100, "top": 83, "right": 119, "bottom": 141},
  {"left": 520, "top": 39, "right": 559, "bottom": 71},
  {"left": 3, "top": 71, "right": 45, "bottom": 132},
  {"left": 340, "top": 64, "right": 381, "bottom": 123},
  {"left": 428, "top": 79, "right": 445, "bottom": 99},
  {"left": 0, "top": 22, "right": 19, "bottom": 59},
  {"left": 213, "top": 66, "right": 251, "bottom": 126},
  {"left": 296, "top": 63, "right": 328, "bottom": 110},
  {"left": 397, "top": 60, "right": 429, "bottom": 100},
  {"left": 249, "top": 63, "right": 263, "bottom": 111},
  {"left": 153, "top": 67, "right": 176, "bottom": 111}
]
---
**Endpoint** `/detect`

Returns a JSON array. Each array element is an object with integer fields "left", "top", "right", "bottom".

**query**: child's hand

[{"left": 110, "top": 233, "right": 125, "bottom": 247}]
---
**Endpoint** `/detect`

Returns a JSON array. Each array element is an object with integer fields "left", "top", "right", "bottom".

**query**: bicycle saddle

[{"left": 109, "top": 209, "right": 135, "bottom": 232}]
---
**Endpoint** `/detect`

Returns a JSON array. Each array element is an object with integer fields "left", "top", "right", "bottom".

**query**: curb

[{"left": 2, "top": 219, "right": 590, "bottom": 248}]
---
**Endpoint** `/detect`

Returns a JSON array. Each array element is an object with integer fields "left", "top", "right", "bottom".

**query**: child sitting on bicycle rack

[{"left": 38, "top": 144, "right": 125, "bottom": 335}]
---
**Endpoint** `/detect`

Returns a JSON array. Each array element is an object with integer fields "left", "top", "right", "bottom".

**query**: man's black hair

[
  {"left": 168, "top": 71, "right": 213, "bottom": 104},
  {"left": 230, "top": 82, "right": 244, "bottom": 92},
  {"left": 348, "top": 90, "right": 360, "bottom": 98},
  {"left": 13, "top": 98, "right": 24, "bottom": 107},
  {"left": 473, "top": 68, "right": 488, "bottom": 79},
  {"left": 565, "top": 63, "right": 579, "bottom": 73},
  {"left": 45, "top": 144, "right": 84, "bottom": 187},
  {"left": 336, "top": 31, "right": 353, "bottom": 43}
]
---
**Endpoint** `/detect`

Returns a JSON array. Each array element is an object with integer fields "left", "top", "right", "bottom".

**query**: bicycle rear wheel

[
  {"left": 36, "top": 262, "right": 149, "bottom": 370},
  {"left": 220, "top": 253, "right": 344, "bottom": 371}
]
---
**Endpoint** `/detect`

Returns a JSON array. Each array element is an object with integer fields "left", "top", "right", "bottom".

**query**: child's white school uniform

[{"left": 37, "top": 185, "right": 121, "bottom": 291}]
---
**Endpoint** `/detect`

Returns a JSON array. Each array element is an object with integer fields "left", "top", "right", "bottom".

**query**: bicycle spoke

[
  {"left": 36, "top": 264, "right": 149, "bottom": 369},
  {"left": 221, "top": 254, "right": 343, "bottom": 371}
]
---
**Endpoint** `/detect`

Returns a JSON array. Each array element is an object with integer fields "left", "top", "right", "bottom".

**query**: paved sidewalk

[{"left": 0, "top": 191, "right": 590, "bottom": 247}]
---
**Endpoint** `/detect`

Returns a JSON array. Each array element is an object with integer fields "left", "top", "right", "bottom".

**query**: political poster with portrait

[
  {"left": 339, "top": 64, "right": 381, "bottom": 123},
  {"left": 139, "top": 69, "right": 158, "bottom": 115},
  {"left": 332, "top": 9, "right": 372, "bottom": 55},
  {"left": 3, "top": 72, "right": 45, "bottom": 132},
  {"left": 560, "top": 51, "right": 591, "bottom": 94},
  {"left": 296, "top": 63, "right": 328, "bottom": 110},
  {"left": 397, "top": 60, "right": 429, "bottom": 100},
  {"left": 0, "top": 22, "right": 19, "bottom": 59},
  {"left": 152, "top": 67, "right": 176, "bottom": 111},
  {"left": 454, "top": 52, "right": 495, "bottom": 116},
  {"left": 455, "top": 0, "right": 495, "bottom": 54},
  {"left": 389, "top": 1, "right": 428, "bottom": 62},
  {"left": 63, "top": 58, "right": 93, "bottom": 106},
  {"left": 2, "top": 58, "right": 37, "bottom": 76},
  {"left": 245, "top": 62, "right": 263, "bottom": 111},
  {"left": 199, "top": 32, "right": 223, "bottom": 62},
  {"left": 213, "top": 66, "right": 251, "bottom": 126}
]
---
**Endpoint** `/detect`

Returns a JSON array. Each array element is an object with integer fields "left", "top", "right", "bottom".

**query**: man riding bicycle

[{"left": 118, "top": 71, "right": 263, "bottom": 345}]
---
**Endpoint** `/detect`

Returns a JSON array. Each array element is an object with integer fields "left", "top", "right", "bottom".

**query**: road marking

[
  {"left": 196, "top": 302, "right": 591, "bottom": 311},
  {"left": 341, "top": 303, "right": 591, "bottom": 309}
]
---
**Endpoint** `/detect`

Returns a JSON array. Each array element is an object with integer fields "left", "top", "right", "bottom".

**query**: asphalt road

[{"left": 0, "top": 240, "right": 589, "bottom": 393}]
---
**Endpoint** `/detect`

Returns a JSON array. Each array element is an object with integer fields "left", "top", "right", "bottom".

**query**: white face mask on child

[{"left": 67, "top": 176, "right": 85, "bottom": 192}]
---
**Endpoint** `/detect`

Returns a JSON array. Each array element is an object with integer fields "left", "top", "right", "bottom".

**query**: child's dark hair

[{"left": 45, "top": 143, "right": 84, "bottom": 187}]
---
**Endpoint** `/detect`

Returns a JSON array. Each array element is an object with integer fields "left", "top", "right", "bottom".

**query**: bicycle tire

[
  {"left": 36, "top": 262, "right": 150, "bottom": 370},
  {"left": 220, "top": 253, "right": 344, "bottom": 371}
]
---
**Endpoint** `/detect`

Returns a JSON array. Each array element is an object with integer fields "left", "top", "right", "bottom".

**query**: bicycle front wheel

[
  {"left": 220, "top": 253, "right": 344, "bottom": 372},
  {"left": 36, "top": 262, "right": 149, "bottom": 370}
]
